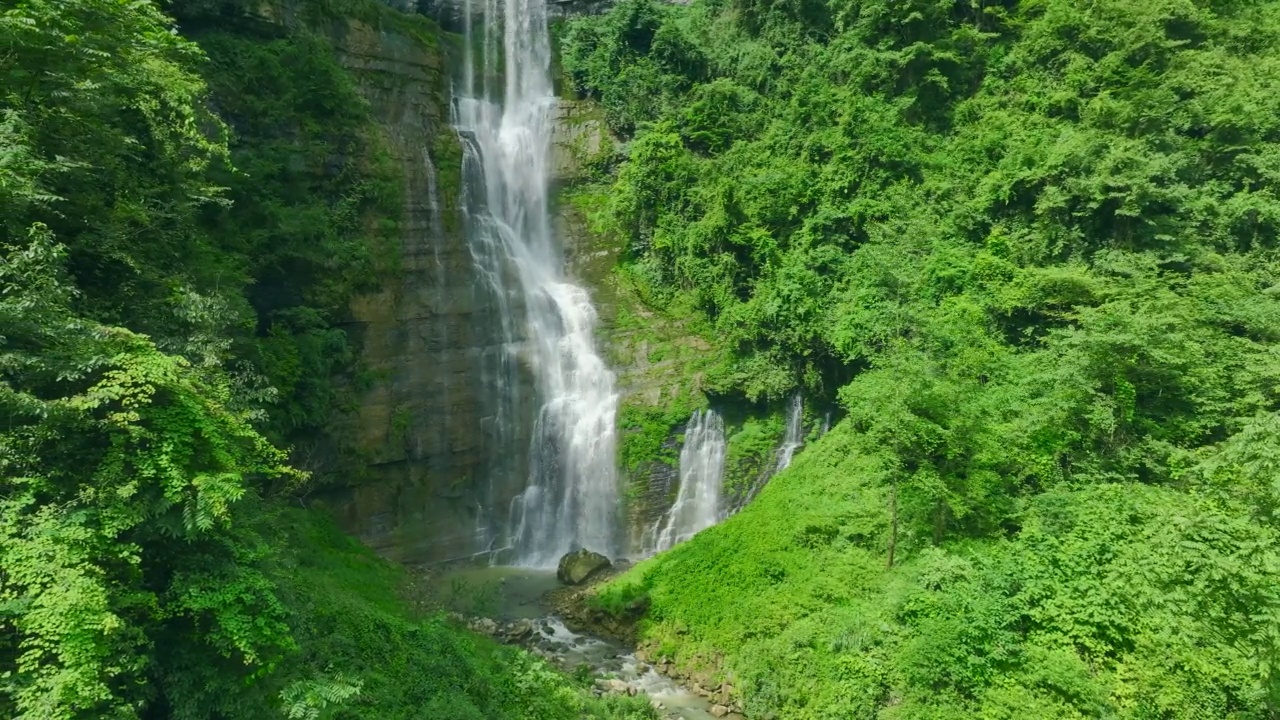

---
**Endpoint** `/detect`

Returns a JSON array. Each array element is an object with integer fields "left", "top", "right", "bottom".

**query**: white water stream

[
  {"left": 643, "top": 410, "right": 727, "bottom": 554},
  {"left": 433, "top": 567, "right": 730, "bottom": 719},
  {"left": 775, "top": 393, "right": 804, "bottom": 472},
  {"left": 455, "top": 0, "right": 620, "bottom": 566}
]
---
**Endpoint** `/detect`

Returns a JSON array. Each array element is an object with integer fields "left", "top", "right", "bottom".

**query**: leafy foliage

[
  {"left": 600, "top": 424, "right": 1280, "bottom": 719},
  {"left": 2, "top": 0, "right": 402, "bottom": 448},
  {"left": 254, "top": 511, "right": 660, "bottom": 720},
  {"left": 0, "top": 227, "right": 297, "bottom": 718},
  {"left": 187, "top": 25, "right": 404, "bottom": 438},
  {"left": 571, "top": 0, "right": 1280, "bottom": 716}
]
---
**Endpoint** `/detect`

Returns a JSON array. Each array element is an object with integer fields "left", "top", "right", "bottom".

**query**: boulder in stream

[
  {"left": 557, "top": 549, "right": 612, "bottom": 585},
  {"left": 504, "top": 618, "right": 534, "bottom": 641}
]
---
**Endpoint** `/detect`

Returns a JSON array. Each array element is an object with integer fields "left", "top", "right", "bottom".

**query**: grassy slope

[
  {"left": 597, "top": 421, "right": 1276, "bottom": 719},
  {"left": 259, "top": 506, "right": 659, "bottom": 720}
]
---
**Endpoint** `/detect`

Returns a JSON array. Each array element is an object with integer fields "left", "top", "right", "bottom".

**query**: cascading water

[
  {"left": 643, "top": 410, "right": 727, "bottom": 555},
  {"left": 776, "top": 393, "right": 804, "bottom": 471},
  {"left": 423, "top": 150, "right": 446, "bottom": 278},
  {"left": 454, "top": 0, "right": 620, "bottom": 567}
]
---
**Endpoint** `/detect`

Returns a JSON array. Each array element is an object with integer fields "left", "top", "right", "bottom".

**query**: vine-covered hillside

[{"left": 563, "top": 0, "right": 1280, "bottom": 716}]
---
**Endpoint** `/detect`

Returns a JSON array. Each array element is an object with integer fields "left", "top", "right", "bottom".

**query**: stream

[{"left": 432, "top": 566, "right": 738, "bottom": 720}]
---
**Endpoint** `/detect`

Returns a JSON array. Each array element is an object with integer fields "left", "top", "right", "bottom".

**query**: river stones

[
  {"left": 504, "top": 618, "right": 534, "bottom": 641},
  {"left": 615, "top": 679, "right": 636, "bottom": 696},
  {"left": 557, "top": 548, "right": 612, "bottom": 585}
]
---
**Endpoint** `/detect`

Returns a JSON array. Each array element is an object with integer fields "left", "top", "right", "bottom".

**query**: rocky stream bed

[{"left": 423, "top": 565, "right": 745, "bottom": 720}]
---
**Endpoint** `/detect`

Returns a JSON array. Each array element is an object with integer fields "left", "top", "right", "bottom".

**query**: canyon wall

[
  {"left": 318, "top": 4, "right": 548, "bottom": 564},
  {"left": 182, "top": 0, "right": 535, "bottom": 564}
]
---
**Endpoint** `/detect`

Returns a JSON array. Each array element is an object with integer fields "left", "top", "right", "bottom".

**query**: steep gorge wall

[
  {"left": 290, "top": 0, "right": 755, "bottom": 565},
  {"left": 180, "top": 0, "right": 537, "bottom": 564},
  {"left": 320, "top": 3, "right": 605, "bottom": 565},
  {"left": 318, "top": 10, "right": 528, "bottom": 564}
]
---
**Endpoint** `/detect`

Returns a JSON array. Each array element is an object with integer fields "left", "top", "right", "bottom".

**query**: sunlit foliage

[{"left": 572, "top": 0, "right": 1280, "bottom": 715}]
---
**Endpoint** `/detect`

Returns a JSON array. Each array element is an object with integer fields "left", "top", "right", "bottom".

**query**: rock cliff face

[
  {"left": 323, "top": 20, "right": 475, "bottom": 563},
  {"left": 327, "top": 0, "right": 807, "bottom": 563},
  {"left": 289, "top": 0, "right": 614, "bottom": 565},
  {"left": 318, "top": 7, "right": 541, "bottom": 564},
  {"left": 189, "top": 0, "right": 777, "bottom": 564},
  {"left": 550, "top": 100, "right": 609, "bottom": 184},
  {"left": 192, "top": 0, "right": 538, "bottom": 564}
]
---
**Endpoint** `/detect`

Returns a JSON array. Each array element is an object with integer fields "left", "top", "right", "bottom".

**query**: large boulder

[{"left": 556, "top": 549, "right": 612, "bottom": 585}]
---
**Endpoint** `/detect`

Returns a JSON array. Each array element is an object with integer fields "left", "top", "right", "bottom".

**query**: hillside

[{"left": 561, "top": 0, "right": 1280, "bottom": 716}]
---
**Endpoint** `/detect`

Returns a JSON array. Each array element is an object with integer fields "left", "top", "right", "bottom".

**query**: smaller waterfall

[
  {"left": 776, "top": 393, "right": 804, "bottom": 471},
  {"left": 645, "top": 410, "right": 727, "bottom": 554},
  {"left": 423, "top": 149, "right": 445, "bottom": 273}
]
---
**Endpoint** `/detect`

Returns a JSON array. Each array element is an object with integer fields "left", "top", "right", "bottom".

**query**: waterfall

[
  {"left": 776, "top": 393, "right": 804, "bottom": 471},
  {"left": 423, "top": 149, "right": 445, "bottom": 273},
  {"left": 644, "top": 410, "right": 726, "bottom": 554},
  {"left": 454, "top": 0, "right": 620, "bottom": 567},
  {"left": 422, "top": 150, "right": 449, "bottom": 460}
]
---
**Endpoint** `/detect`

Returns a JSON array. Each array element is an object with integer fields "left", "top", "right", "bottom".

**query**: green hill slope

[{"left": 562, "top": 0, "right": 1280, "bottom": 716}]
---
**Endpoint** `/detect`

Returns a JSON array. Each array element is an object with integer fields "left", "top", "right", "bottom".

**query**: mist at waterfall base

[{"left": 452, "top": 0, "right": 620, "bottom": 568}]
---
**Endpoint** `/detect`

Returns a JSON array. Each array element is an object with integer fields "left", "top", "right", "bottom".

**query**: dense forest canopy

[
  {"left": 5, "top": 0, "right": 1280, "bottom": 717},
  {"left": 562, "top": 0, "right": 1280, "bottom": 717}
]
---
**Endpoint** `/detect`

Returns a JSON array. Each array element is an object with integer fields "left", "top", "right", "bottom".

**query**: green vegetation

[
  {"left": 269, "top": 512, "right": 657, "bottom": 720},
  {"left": 11, "top": 0, "right": 1280, "bottom": 715},
  {"left": 564, "top": 0, "right": 1280, "bottom": 716},
  {"left": 606, "top": 265, "right": 732, "bottom": 481},
  {"left": 602, "top": 427, "right": 1279, "bottom": 718},
  {"left": 619, "top": 402, "right": 694, "bottom": 472},
  {"left": 0, "top": 0, "right": 651, "bottom": 717},
  {"left": 193, "top": 27, "right": 399, "bottom": 441},
  {"left": 721, "top": 413, "right": 784, "bottom": 498}
]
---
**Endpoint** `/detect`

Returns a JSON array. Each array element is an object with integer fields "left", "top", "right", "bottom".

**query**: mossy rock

[{"left": 557, "top": 549, "right": 613, "bottom": 585}]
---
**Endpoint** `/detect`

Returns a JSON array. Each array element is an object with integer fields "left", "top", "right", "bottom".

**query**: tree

[{"left": 0, "top": 227, "right": 298, "bottom": 718}]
